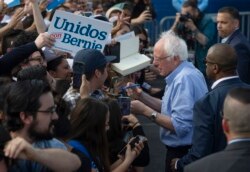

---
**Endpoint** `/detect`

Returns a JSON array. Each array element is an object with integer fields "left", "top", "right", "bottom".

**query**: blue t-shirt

[{"left": 8, "top": 138, "right": 67, "bottom": 172}]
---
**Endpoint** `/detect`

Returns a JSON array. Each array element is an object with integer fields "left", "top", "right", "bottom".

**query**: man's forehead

[
  {"left": 30, "top": 51, "right": 42, "bottom": 58},
  {"left": 39, "top": 92, "right": 54, "bottom": 107}
]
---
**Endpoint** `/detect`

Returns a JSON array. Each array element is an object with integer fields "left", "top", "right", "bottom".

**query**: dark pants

[{"left": 165, "top": 145, "right": 191, "bottom": 172}]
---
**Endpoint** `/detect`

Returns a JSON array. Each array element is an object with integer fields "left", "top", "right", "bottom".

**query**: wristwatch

[{"left": 150, "top": 111, "right": 158, "bottom": 121}]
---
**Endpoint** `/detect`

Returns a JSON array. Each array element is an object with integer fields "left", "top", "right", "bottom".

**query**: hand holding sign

[{"left": 35, "top": 32, "right": 55, "bottom": 49}]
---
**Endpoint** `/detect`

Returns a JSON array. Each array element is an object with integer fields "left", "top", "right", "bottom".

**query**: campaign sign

[
  {"left": 48, "top": 10, "right": 113, "bottom": 54},
  {"left": 46, "top": 0, "right": 65, "bottom": 11}
]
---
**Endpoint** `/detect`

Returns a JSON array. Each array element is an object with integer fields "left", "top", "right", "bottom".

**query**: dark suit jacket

[
  {"left": 225, "top": 30, "right": 250, "bottom": 84},
  {"left": 177, "top": 77, "right": 250, "bottom": 171},
  {"left": 185, "top": 140, "right": 250, "bottom": 172}
]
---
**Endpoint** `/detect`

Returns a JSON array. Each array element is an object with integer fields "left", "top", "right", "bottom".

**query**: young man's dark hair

[
  {"left": 17, "top": 65, "right": 48, "bottom": 82},
  {"left": 5, "top": 80, "right": 51, "bottom": 132},
  {"left": 1, "top": 29, "right": 25, "bottom": 55}
]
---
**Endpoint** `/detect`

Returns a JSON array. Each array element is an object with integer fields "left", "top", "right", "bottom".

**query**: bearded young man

[{"left": 4, "top": 80, "right": 80, "bottom": 171}]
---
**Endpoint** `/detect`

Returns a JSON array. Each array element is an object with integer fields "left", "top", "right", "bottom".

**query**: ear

[
  {"left": 233, "top": 19, "right": 240, "bottom": 29},
  {"left": 48, "top": 70, "right": 57, "bottom": 78},
  {"left": 213, "top": 64, "right": 220, "bottom": 73},
  {"left": 222, "top": 118, "right": 230, "bottom": 135},
  {"left": 95, "top": 69, "right": 102, "bottom": 78},
  {"left": 20, "top": 112, "right": 33, "bottom": 125},
  {"left": 173, "top": 56, "right": 181, "bottom": 65}
]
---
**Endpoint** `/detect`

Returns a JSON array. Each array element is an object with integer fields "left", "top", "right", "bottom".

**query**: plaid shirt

[
  {"left": 63, "top": 87, "right": 106, "bottom": 111},
  {"left": 63, "top": 87, "right": 81, "bottom": 111}
]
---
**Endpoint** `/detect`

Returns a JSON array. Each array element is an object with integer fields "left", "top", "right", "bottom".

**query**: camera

[
  {"left": 179, "top": 13, "right": 192, "bottom": 22},
  {"left": 117, "top": 96, "right": 131, "bottom": 116}
]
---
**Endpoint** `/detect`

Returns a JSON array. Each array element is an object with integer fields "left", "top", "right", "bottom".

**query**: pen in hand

[{"left": 121, "top": 84, "right": 140, "bottom": 90}]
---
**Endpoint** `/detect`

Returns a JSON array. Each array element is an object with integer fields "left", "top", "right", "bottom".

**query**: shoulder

[
  {"left": 185, "top": 151, "right": 225, "bottom": 172},
  {"left": 229, "top": 31, "right": 249, "bottom": 45},
  {"left": 201, "top": 14, "right": 214, "bottom": 24},
  {"left": 71, "top": 148, "right": 92, "bottom": 172},
  {"left": 32, "top": 138, "right": 67, "bottom": 150},
  {"left": 175, "top": 64, "right": 206, "bottom": 87}
]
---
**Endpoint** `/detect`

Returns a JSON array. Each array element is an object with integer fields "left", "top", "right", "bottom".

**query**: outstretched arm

[{"left": 4, "top": 137, "right": 81, "bottom": 172}]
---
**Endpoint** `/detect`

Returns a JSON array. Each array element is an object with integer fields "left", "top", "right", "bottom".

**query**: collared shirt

[
  {"left": 221, "top": 29, "right": 239, "bottom": 43},
  {"left": 211, "top": 76, "right": 239, "bottom": 89},
  {"left": 63, "top": 87, "right": 106, "bottom": 111},
  {"left": 90, "top": 89, "right": 106, "bottom": 100},
  {"left": 221, "top": 36, "right": 230, "bottom": 43},
  {"left": 160, "top": 61, "right": 208, "bottom": 147},
  {"left": 63, "top": 87, "right": 81, "bottom": 111},
  {"left": 228, "top": 138, "right": 250, "bottom": 145}
]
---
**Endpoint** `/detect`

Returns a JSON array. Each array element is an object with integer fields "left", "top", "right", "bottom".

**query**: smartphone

[
  {"left": 73, "top": 62, "right": 86, "bottom": 75},
  {"left": 118, "top": 135, "right": 147, "bottom": 155},
  {"left": 81, "top": 11, "right": 93, "bottom": 17},
  {"left": 117, "top": 97, "right": 131, "bottom": 116}
]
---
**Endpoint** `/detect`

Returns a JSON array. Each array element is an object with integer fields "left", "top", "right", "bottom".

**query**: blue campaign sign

[
  {"left": 46, "top": 0, "right": 65, "bottom": 11},
  {"left": 4, "top": 0, "right": 20, "bottom": 8}
]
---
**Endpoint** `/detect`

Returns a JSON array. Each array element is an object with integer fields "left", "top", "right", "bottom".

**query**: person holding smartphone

[
  {"left": 67, "top": 97, "right": 144, "bottom": 172},
  {"left": 103, "top": 98, "right": 150, "bottom": 172}
]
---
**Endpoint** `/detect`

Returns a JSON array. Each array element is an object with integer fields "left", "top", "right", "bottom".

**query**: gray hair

[{"left": 160, "top": 30, "right": 188, "bottom": 61}]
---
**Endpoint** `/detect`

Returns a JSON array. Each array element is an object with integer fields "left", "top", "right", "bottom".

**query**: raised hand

[
  {"left": 8, "top": 8, "right": 25, "bottom": 29},
  {"left": 126, "top": 82, "right": 142, "bottom": 100},
  {"left": 35, "top": 32, "right": 55, "bottom": 49},
  {"left": 80, "top": 74, "right": 91, "bottom": 99},
  {"left": 131, "top": 10, "right": 152, "bottom": 25}
]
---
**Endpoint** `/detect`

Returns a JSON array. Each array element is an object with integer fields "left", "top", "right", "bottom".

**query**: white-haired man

[{"left": 127, "top": 30, "right": 208, "bottom": 171}]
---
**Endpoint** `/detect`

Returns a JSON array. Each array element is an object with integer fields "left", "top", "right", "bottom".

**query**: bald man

[
  {"left": 185, "top": 87, "right": 250, "bottom": 172},
  {"left": 171, "top": 43, "right": 250, "bottom": 172}
]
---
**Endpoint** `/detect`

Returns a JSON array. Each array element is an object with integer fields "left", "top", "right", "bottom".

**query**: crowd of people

[{"left": 0, "top": 0, "right": 250, "bottom": 171}]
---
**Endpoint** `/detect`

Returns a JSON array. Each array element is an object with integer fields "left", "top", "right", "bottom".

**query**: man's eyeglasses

[
  {"left": 37, "top": 105, "right": 57, "bottom": 114},
  {"left": 203, "top": 59, "right": 217, "bottom": 65},
  {"left": 139, "top": 39, "right": 148, "bottom": 46},
  {"left": 154, "top": 55, "right": 172, "bottom": 62}
]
